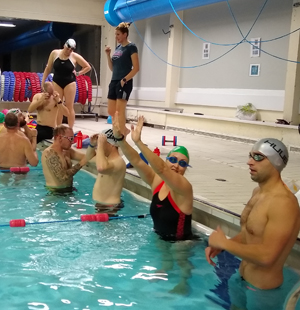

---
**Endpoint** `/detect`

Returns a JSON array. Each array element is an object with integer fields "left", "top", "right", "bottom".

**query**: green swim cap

[
  {"left": 167, "top": 146, "right": 190, "bottom": 162},
  {"left": 0, "top": 112, "right": 4, "bottom": 123}
]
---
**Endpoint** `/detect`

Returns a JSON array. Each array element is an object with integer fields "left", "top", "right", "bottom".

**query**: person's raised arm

[
  {"left": 74, "top": 53, "right": 91, "bottom": 76},
  {"left": 69, "top": 139, "right": 95, "bottom": 164},
  {"left": 52, "top": 91, "right": 69, "bottom": 117},
  {"left": 96, "top": 134, "right": 117, "bottom": 174},
  {"left": 45, "top": 148, "right": 84, "bottom": 181},
  {"left": 113, "top": 112, "right": 156, "bottom": 187},
  {"left": 41, "top": 50, "right": 55, "bottom": 87},
  {"left": 28, "top": 93, "right": 47, "bottom": 112},
  {"left": 24, "top": 138, "right": 38, "bottom": 166},
  {"left": 208, "top": 196, "right": 300, "bottom": 267},
  {"left": 105, "top": 46, "right": 113, "bottom": 72}
]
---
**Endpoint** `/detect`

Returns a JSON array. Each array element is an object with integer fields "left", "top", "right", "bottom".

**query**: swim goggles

[
  {"left": 66, "top": 43, "right": 75, "bottom": 51},
  {"left": 166, "top": 156, "right": 191, "bottom": 168},
  {"left": 249, "top": 153, "right": 266, "bottom": 162},
  {"left": 61, "top": 135, "right": 74, "bottom": 143}
]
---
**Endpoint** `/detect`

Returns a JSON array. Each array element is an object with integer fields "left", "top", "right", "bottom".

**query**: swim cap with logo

[
  {"left": 251, "top": 138, "right": 288, "bottom": 172},
  {"left": 8, "top": 108, "right": 22, "bottom": 115},
  {"left": 65, "top": 38, "right": 76, "bottom": 49},
  {"left": 102, "top": 128, "right": 118, "bottom": 146},
  {"left": 167, "top": 146, "right": 190, "bottom": 163}
]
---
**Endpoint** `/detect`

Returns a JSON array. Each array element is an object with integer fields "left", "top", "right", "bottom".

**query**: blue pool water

[{"left": 0, "top": 163, "right": 299, "bottom": 310}]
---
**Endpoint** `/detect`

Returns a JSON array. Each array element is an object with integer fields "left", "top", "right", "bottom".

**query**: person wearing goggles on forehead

[
  {"left": 41, "top": 38, "right": 91, "bottom": 129},
  {"left": 41, "top": 125, "right": 95, "bottom": 192},
  {"left": 206, "top": 138, "right": 300, "bottom": 310}
]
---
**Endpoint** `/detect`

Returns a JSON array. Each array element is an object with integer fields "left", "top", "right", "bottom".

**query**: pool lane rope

[
  {"left": 0, "top": 167, "right": 43, "bottom": 173},
  {"left": 1, "top": 213, "right": 150, "bottom": 228}
]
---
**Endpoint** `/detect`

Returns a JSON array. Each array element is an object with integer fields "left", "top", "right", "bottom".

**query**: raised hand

[
  {"left": 131, "top": 116, "right": 144, "bottom": 144},
  {"left": 89, "top": 134, "right": 98, "bottom": 147},
  {"left": 105, "top": 46, "right": 111, "bottom": 55},
  {"left": 98, "top": 133, "right": 107, "bottom": 147}
]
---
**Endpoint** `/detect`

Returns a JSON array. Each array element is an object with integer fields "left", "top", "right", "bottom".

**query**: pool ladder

[{"left": 284, "top": 281, "right": 300, "bottom": 310}]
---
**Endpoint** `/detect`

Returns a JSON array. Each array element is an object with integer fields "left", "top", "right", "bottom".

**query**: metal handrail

[{"left": 284, "top": 281, "right": 300, "bottom": 310}]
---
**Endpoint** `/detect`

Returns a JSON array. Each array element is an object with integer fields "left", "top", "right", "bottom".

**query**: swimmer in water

[{"left": 205, "top": 138, "right": 300, "bottom": 310}]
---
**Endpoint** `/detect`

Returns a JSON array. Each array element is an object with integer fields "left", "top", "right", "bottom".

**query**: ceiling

[{"left": 0, "top": 17, "right": 49, "bottom": 42}]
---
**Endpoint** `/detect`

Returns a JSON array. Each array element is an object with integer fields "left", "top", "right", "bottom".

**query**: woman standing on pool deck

[
  {"left": 41, "top": 38, "right": 91, "bottom": 128},
  {"left": 105, "top": 22, "right": 139, "bottom": 135}
]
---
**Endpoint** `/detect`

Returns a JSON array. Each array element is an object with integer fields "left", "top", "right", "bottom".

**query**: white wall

[
  {"left": 0, "top": 0, "right": 105, "bottom": 25},
  {"left": 124, "top": 0, "right": 293, "bottom": 117},
  {"left": 180, "top": 0, "right": 291, "bottom": 90}
]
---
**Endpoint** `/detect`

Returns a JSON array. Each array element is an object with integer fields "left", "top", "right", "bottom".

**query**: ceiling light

[{"left": 0, "top": 23, "right": 16, "bottom": 27}]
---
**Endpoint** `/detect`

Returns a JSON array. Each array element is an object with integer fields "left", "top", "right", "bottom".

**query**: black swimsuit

[
  {"left": 150, "top": 181, "right": 192, "bottom": 241},
  {"left": 52, "top": 57, "right": 76, "bottom": 89}
]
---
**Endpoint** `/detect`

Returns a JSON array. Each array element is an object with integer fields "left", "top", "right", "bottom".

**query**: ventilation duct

[
  {"left": 0, "top": 22, "right": 75, "bottom": 55},
  {"left": 104, "top": 0, "right": 226, "bottom": 26}
]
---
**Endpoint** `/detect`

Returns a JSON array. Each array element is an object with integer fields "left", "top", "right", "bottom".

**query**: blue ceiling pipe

[
  {"left": 104, "top": 0, "right": 227, "bottom": 26},
  {"left": 0, "top": 22, "right": 75, "bottom": 55}
]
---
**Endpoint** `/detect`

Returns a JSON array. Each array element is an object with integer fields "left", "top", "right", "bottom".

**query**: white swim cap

[
  {"left": 251, "top": 138, "right": 288, "bottom": 172},
  {"left": 102, "top": 129, "right": 118, "bottom": 146},
  {"left": 8, "top": 108, "right": 22, "bottom": 115},
  {"left": 65, "top": 38, "right": 76, "bottom": 49}
]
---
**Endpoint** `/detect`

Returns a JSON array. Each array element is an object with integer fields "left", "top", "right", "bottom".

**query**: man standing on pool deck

[
  {"left": 0, "top": 113, "right": 38, "bottom": 169},
  {"left": 87, "top": 129, "right": 126, "bottom": 216},
  {"left": 205, "top": 138, "right": 300, "bottom": 310},
  {"left": 28, "top": 81, "right": 69, "bottom": 143},
  {"left": 41, "top": 124, "right": 95, "bottom": 192}
]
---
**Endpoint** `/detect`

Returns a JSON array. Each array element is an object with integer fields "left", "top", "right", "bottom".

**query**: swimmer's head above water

[
  {"left": 250, "top": 138, "right": 288, "bottom": 172},
  {"left": 102, "top": 128, "right": 118, "bottom": 147},
  {"left": 167, "top": 146, "right": 190, "bottom": 163},
  {"left": 4, "top": 113, "right": 18, "bottom": 129}
]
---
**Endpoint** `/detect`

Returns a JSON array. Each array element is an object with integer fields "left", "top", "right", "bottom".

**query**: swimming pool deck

[{"left": 72, "top": 118, "right": 300, "bottom": 246}]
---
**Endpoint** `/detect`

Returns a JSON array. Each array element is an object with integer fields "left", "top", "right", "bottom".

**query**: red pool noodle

[
  {"left": 10, "top": 219, "right": 26, "bottom": 227},
  {"left": 10, "top": 167, "right": 30, "bottom": 174},
  {"left": 81, "top": 214, "right": 97, "bottom": 222},
  {"left": 81, "top": 214, "right": 109, "bottom": 222},
  {"left": 95, "top": 213, "right": 109, "bottom": 222}
]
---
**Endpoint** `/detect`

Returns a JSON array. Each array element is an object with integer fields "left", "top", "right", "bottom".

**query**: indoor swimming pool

[{"left": 0, "top": 162, "right": 299, "bottom": 310}]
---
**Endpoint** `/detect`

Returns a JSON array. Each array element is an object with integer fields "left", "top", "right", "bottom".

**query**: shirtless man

[
  {"left": 0, "top": 113, "right": 38, "bottom": 169},
  {"left": 205, "top": 138, "right": 300, "bottom": 310},
  {"left": 28, "top": 81, "right": 69, "bottom": 143},
  {"left": 1, "top": 108, "right": 38, "bottom": 151},
  {"left": 41, "top": 124, "right": 95, "bottom": 192},
  {"left": 88, "top": 129, "right": 126, "bottom": 216}
]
